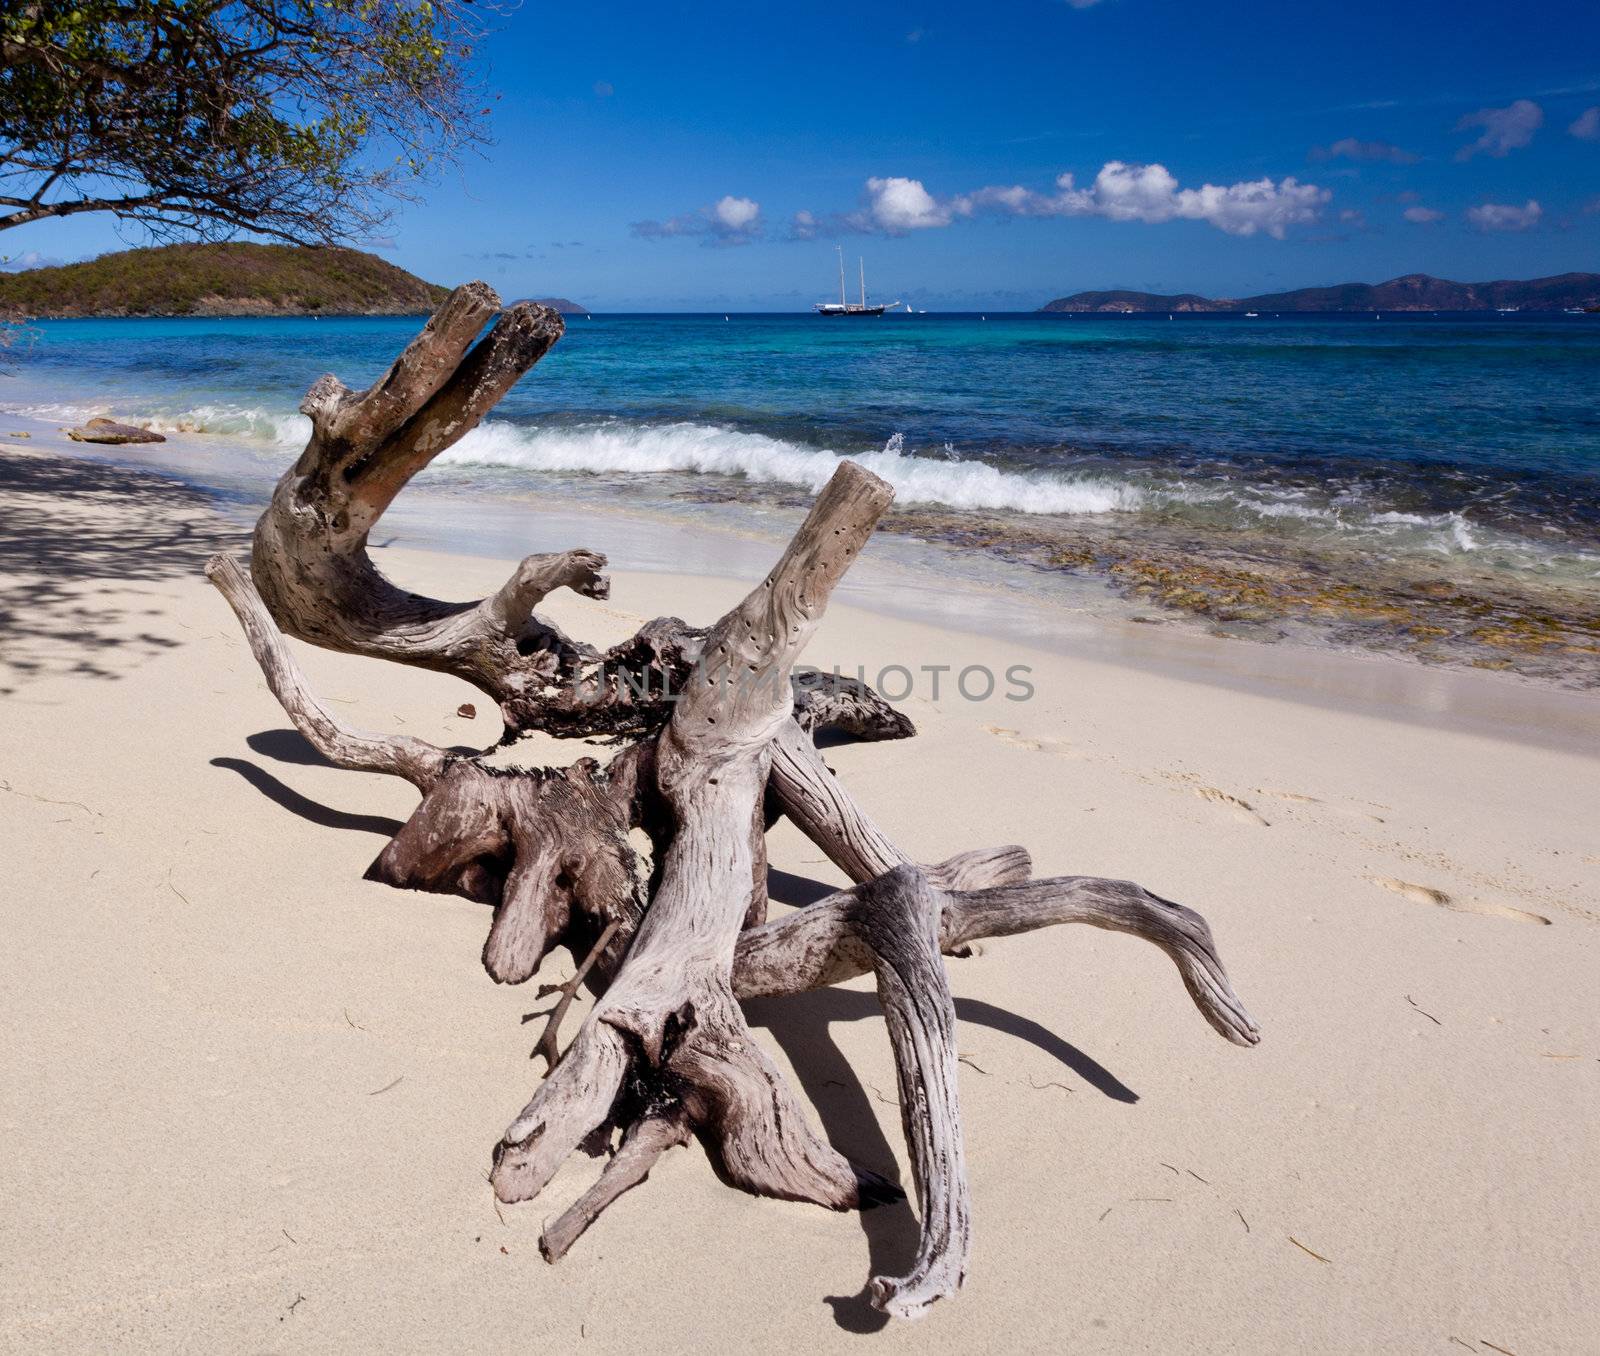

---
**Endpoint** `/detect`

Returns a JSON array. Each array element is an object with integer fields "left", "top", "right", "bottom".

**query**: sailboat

[{"left": 814, "top": 246, "right": 899, "bottom": 316}]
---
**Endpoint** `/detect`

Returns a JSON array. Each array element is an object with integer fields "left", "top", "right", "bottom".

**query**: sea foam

[
  {"left": 437, "top": 421, "right": 1147, "bottom": 515},
  {"left": 7, "top": 390, "right": 1579, "bottom": 570}
]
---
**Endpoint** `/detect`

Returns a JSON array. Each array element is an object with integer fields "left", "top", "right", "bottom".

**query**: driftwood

[
  {"left": 246, "top": 284, "right": 910, "bottom": 745},
  {"left": 207, "top": 285, "right": 1259, "bottom": 1319}
]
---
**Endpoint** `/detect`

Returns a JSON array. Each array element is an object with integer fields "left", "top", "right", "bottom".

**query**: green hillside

[{"left": 0, "top": 243, "right": 451, "bottom": 317}]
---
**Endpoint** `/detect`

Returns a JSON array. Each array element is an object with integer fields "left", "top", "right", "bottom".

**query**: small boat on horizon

[{"left": 814, "top": 247, "right": 899, "bottom": 316}]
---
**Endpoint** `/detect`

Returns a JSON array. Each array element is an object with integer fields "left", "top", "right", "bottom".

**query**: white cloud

[
  {"left": 633, "top": 195, "right": 763, "bottom": 245},
  {"left": 713, "top": 195, "right": 760, "bottom": 231},
  {"left": 1466, "top": 199, "right": 1542, "bottom": 231},
  {"left": 799, "top": 160, "right": 1330, "bottom": 242},
  {"left": 788, "top": 205, "right": 880, "bottom": 241},
  {"left": 1170, "top": 174, "right": 1330, "bottom": 237},
  {"left": 1403, "top": 205, "right": 1445, "bottom": 223},
  {"left": 955, "top": 183, "right": 1042, "bottom": 215},
  {"left": 1311, "top": 137, "right": 1419, "bottom": 164},
  {"left": 1076, "top": 162, "right": 1186, "bottom": 222},
  {"left": 952, "top": 161, "right": 1330, "bottom": 238},
  {"left": 864, "top": 176, "right": 955, "bottom": 230},
  {"left": 1455, "top": 99, "right": 1543, "bottom": 160},
  {"left": 1570, "top": 106, "right": 1600, "bottom": 141}
]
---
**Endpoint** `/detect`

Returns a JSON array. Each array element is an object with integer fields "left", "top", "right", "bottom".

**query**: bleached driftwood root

[
  {"left": 246, "top": 283, "right": 911, "bottom": 745},
  {"left": 207, "top": 288, "right": 1260, "bottom": 1320}
]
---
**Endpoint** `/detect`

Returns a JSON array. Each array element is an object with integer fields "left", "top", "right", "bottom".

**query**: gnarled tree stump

[{"left": 207, "top": 285, "right": 1259, "bottom": 1320}]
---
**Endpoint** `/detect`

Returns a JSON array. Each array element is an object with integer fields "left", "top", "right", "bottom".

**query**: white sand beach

[{"left": 2, "top": 434, "right": 1598, "bottom": 1354}]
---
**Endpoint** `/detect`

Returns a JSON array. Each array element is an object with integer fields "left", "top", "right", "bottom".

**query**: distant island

[
  {"left": 515, "top": 297, "right": 589, "bottom": 315},
  {"left": 1039, "top": 272, "right": 1600, "bottom": 313},
  {"left": 0, "top": 243, "right": 447, "bottom": 318},
  {"left": 0, "top": 244, "right": 588, "bottom": 319}
]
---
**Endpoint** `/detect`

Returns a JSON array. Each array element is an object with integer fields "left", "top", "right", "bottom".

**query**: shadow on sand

[
  {"left": 210, "top": 756, "right": 407, "bottom": 838},
  {"left": 0, "top": 447, "right": 245, "bottom": 693}
]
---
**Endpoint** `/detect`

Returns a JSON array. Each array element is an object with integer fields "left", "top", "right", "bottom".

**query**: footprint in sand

[
  {"left": 1370, "top": 876, "right": 1550, "bottom": 925},
  {"left": 1262, "top": 789, "right": 1386, "bottom": 823},
  {"left": 984, "top": 724, "right": 1040, "bottom": 751},
  {"left": 984, "top": 725, "right": 1074, "bottom": 755},
  {"left": 1193, "top": 786, "right": 1271, "bottom": 827}
]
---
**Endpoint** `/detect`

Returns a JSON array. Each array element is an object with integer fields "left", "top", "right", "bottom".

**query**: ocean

[{"left": 5, "top": 310, "right": 1599, "bottom": 684}]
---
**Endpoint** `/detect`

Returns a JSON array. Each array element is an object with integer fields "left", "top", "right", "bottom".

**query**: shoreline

[
  {"left": 7, "top": 410, "right": 1596, "bottom": 753},
  {"left": 7, "top": 323, "right": 1599, "bottom": 693},
  {"left": 10, "top": 298, "right": 1600, "bottom": 695}
]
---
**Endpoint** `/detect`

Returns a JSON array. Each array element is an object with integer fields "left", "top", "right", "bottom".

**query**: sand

[{"left": 2, "top": 438, "right": 1597, "bottom": 1354}]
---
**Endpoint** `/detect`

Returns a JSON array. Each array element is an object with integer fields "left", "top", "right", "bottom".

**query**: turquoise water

[{"left": 7, "top": 310, "right": 1600, "bottom": 678}]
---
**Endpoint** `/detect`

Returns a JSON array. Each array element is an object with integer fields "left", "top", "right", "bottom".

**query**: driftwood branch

[
  {"left": 528, "top": 919, "right": 621, "bottom": 1071},
  {"left": 538, "top": 1110, "right": 691, "bottom": 1263},
  {"left": 728, "top": 865, "right": 1260, "bottom": 1315},
  {"left": 205, "top": 553, "right": 450, "bottom": 792},
  {"left": 206, "top": 288, "right": 1262, "bottom": 1320},
  {"left": 850, "top": 866, "right": 970, "bottom": 1318},
  {"left": 492, "top": 462, "right": 900, "bottom": 1217},
  {"left": 734, "top": 874, "right": 1261, "bottom": 1047},
  {"left": 248, "top": 284, "right": 913, "bottom": 745}
]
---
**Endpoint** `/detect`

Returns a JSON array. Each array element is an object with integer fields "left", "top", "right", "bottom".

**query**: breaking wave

[
  {"left": 432, "top": 420, "right": 1583, "bottom": 566},
  {"left": 2, "top": 398, "right": 310, "bottom": 449},
  {"left": 8, "top": 392, "right": 1589, "bottom": 571},
  {"left": 140, "top": 404, "right": 311, "bottom": 446},
  {"left": 437, "top": 422, "right": 1148, "bottom": 515}
]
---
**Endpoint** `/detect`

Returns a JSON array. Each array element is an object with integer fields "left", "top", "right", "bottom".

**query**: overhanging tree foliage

[{"left": 0, "top": 0, "right": 497, "bottom": 242}]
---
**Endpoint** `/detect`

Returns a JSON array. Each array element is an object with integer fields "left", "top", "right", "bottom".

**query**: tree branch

[{"left": 204, "top": 552, "right": 449, "bottom": 791}]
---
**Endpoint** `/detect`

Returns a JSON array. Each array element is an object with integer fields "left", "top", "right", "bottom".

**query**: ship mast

[
  {"left": 836, "top": 245, "right": 846, "bottom": 307},
  {"left": 859, "top": 257, "right": 866, "bottom": 308}
]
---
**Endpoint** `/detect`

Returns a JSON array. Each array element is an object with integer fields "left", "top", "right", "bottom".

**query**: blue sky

[{"left": 13, "top": 0, "right": 1600, "bottom": 308}]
